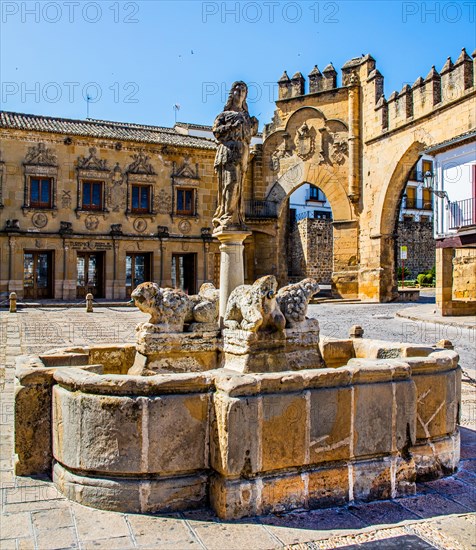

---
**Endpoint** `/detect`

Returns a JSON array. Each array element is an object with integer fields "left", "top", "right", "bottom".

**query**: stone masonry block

[
  {"left": 53, "top": 387, "right": 143, "bottom": 474},
  {"left": 412, "top": 431, "right": 460, "bottom": 481},
  {"left": 261, "top": 473, "right": 306, "bottom": 515},
  {"left": 353, "top": 383, "right": 393, "bottom": 457},
  {"left": 394, "top": 456, "right": 416, "bottom": 497},
  {"left": 309, "top": 387, "right": 351, "bottom": 464},
  {"left": 210, "top": 393, "right": 260, "bottom": 476},
  {"left": 261, "top": 393, "right": 307, "bottom": 471},
  {"left": 147, "top": 393, "right": 209, "bottom": 474},
  {"left": 395, "top": 380, "right": 416, "bottom": 451},
  {"left": 352, "top": 457, "right": 392, "bottom": 501},
  {"left": 54, "top": 462, "right": 208, "bottom": 514},
  {"left": 319, "top": 339, "right": 355, "bottom": 368},
  {"left": 15, "top": 380, "right": 53, "bottom": 476},
  {"left": 210, "top": 475, "right": 261, "bottom": 519},
  {"left": 413, "top": 370, "right": 459, "bottom": 441},
  {"left": 308, "top": 465, "right": 349, "bottom": 507}
]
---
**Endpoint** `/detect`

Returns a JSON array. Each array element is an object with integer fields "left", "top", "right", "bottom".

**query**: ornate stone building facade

[{"left": 0, "top": 114, "right": 225, "bottom": 300}]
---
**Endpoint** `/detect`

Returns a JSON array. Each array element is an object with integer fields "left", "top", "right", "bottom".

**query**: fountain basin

[{"left": 14, "top": 339, "right": 460, "bottom": 519}]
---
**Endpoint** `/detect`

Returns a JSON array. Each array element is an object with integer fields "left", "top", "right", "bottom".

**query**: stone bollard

[
  {"left": 436, "top": 339, "right": 454, "bottom": 350},
  {"left": 86, "top": 293, "right": 94, "bottom": 313},
  {"left": 349, "top": 325, "right": 364, "bottom": 338},
  {"left": 9, "top": 292, "right": 17, "bottom": 313}
]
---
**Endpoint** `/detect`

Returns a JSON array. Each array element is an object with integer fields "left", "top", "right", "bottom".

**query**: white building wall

[{"left": 433, "top": 142, "right": 476, "bottom": 237}]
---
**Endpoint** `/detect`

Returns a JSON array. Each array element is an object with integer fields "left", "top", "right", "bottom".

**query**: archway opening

[
  {"left": 376, "top": 140, "right": 433, "bottom": 300},
  {"left": 287, "top": 182, "right": 334, "bottom": 290},
  {"left": 393, "top": 156, "right": 436, "bottom": 290}
]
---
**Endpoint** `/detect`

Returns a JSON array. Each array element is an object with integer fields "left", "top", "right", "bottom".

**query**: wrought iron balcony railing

[
  {"left": 244, "top": 200, "right": 278, "bottom": 219},
  {"left": 448, "top": 197, "right": 476, "bottom": 229}
]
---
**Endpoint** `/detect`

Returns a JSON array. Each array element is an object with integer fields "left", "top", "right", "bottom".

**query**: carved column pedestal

[{"left": 213, "top": 229, "right": 251, "bottom": 324}]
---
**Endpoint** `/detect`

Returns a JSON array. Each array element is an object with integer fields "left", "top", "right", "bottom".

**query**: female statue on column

[{"left": 212, "top": 81, "right": 259, "bottom": 232}]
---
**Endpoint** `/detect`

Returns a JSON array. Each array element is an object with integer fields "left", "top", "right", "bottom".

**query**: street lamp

[{"left": 423, "top": 170, "right": 450, "bottom": 204}]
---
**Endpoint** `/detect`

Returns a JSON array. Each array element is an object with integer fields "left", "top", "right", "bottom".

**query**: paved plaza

[{"left": 0, "top": 302, "right": 475, "bottom": 549}]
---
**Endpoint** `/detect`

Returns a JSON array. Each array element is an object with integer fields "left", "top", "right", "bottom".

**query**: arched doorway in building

[
  {"left": 377, "top": 141, "right": 428, "bottom": 299},
  {"left": 287, "top": 183, "right": 334, "bottom": 289},
  {"left": 265, "top": 162, "right": 358, "bottom": 298},
  {"left": 394, "top": 157, "right": 436, "bottom": 289}
]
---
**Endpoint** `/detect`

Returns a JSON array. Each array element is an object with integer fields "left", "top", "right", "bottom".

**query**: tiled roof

[
  {"left": 0, "top": 111, "right": 217, "bottom": 150},
  {"left": 175, "top": 121, "right": 213, "bottom": 131},
  {"left": 424, "top": 129, "right": 476, "bottom": 154}
]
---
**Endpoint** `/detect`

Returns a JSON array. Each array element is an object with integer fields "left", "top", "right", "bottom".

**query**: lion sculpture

[
  {"left": 132, "top": 281, "right": 219, "bottom": 332},
  {"left": 276, "top": 278, "right": 320, "bottom": 327},
  {"left": 185, "top": 283, "right": 219, "bottom": 326},
  {"left": 224, "top": 275, "right": 286, "bottom": 332}
]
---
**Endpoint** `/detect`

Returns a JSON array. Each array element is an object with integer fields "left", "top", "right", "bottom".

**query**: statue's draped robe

[{"left": 212, "top": 109, "right": 254, "bottom": 229}]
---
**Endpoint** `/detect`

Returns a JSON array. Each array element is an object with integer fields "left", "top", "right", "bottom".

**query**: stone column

[
  {"left": 435, "top": 246, "right": 454, "bottom": 315},
  {"left": 347, "top": 78, "right": 360, "bottom": 204},
  {"left": 214, "top": 229, "right": 251, "bottom": 324}
]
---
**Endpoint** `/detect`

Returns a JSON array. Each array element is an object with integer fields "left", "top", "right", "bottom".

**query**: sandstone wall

[{"left": 453, "top": 248, "right": 476, "bottom": 300}]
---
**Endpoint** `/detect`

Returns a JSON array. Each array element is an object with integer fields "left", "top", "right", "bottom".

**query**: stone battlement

[{"left": 276, "top": 48, "right": 475, "bottom": 136}]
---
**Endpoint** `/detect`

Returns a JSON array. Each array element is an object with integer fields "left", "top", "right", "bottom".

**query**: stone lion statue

[
  {"left": 131, "top": 282, "right": 190, "bottom": 332},
  {"left": 224, "top": 275, "right": 286, "bottom": 332},
  {"left": 132, "top": 282, "right": 220, "bottom": 332},
  {"left": 276, "top": 278, "right": 320, "bottom": 327},
  {"left": 185, "top": 283, "right": 220, "bottom": 326}
]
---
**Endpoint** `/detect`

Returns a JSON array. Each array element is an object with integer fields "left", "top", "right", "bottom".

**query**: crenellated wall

[{"left": 259, "top": 47, "right": 475, "bottom": 301}]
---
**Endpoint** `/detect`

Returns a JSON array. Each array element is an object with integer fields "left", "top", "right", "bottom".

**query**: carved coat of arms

[
  {"left": 295, "top": 122, "right": 315, "bottom": 161},
  {"left": 330, "top": 133, "right": 348, "bottom": 165}
]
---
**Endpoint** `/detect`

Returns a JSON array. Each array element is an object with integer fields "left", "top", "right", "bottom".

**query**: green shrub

[
  {"left": 397, "top": 266, "right": 411, "bottom": 279},
  {"left": 417, "top": 272, "right": 435, "bottom": 287}
]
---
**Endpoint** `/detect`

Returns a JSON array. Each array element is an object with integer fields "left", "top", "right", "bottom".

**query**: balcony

[
  {"left": 245, "top": 200, "right": 278, "bottom": 219},
  {"left": 402, "top": 197, "right": 433, "bottom": 210},
  {"left": 448, "top": 197, "right": 476, "bottom": 229},
  {"left": 293, "top": 210, "right": 332, "bottom": 224}
]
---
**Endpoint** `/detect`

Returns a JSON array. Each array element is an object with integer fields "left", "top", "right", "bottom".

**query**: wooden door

[{"left": 23, "top": 252, "right": 53, "bottom": 299}]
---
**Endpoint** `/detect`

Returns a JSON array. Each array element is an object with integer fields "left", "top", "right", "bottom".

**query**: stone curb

[{"left": 396, "top": 307, "right": 476, "bottom": 329}]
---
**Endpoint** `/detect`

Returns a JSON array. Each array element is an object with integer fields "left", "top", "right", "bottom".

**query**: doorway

[
  {"left": 23, "top": 251, "right": 54, "bottom": 299},
  {"left": 77, "top": 252, "right": 104, "bottom": 298},
  {"left": 126, "top": 253, "right": 151, "bottom": 297},
  {"left": 172, "top": 253, "right": 196, "bottom": 294}
]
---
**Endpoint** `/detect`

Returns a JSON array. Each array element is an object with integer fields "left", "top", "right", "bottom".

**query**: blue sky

[{"left": 1, "top": 1, "right": 475, "bottom": 129}]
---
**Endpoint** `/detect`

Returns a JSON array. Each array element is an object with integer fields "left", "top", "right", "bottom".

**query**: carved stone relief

[
  {"left": 172, "top": 157, "right": 200, "bottom": 181},
  {"left": 24, "top": 143, "right": 57, "bottom": 166},
  {"left": 127, "top": 151, "right": 156, "bottom": 175},
  {"left": 32, "top": 212, "right": 48, "bottom": 229},
  {"left": 178, "top": 219, "right": 192, "bottom": 234},
  {"left": 77, "top": 147, "right": 109, "bottom": 171},
  {"left": 330, "top": 133, "right": 349, "bottom": 165},
  {"left": 133, "top": 218, "right": 148, "bottom": 233},
  {"left": 85, "top": 215, "right": 99, "bottom": 230},
  {"left": 155, "top": 189, "right": 172, "bottom": 215},
  {"left": 295, "top": 122, "right": 315, "bottom": 161},
  {"left": 61, "top": 190, "right": 72, "bottom": 209}
]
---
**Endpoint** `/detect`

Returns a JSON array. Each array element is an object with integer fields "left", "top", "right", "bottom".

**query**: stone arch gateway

[{"left": 247, "top": 49, "right": 475, "bottom": 301}]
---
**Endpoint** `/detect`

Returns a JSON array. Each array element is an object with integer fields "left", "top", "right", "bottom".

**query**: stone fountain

[
  {"left": 14, "top": 272, "right": 461, "bottom": 519},
  {"left": 13, "top": 81, "right": 461, "bottom": 519}
]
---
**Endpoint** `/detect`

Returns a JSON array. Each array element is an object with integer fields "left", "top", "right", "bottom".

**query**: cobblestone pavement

[
  {"left": 0, "top": 304, "right": 475, "bottom": 550},
  {"left": 310, "top": 299, "right": 476, "bottom": 379}
]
